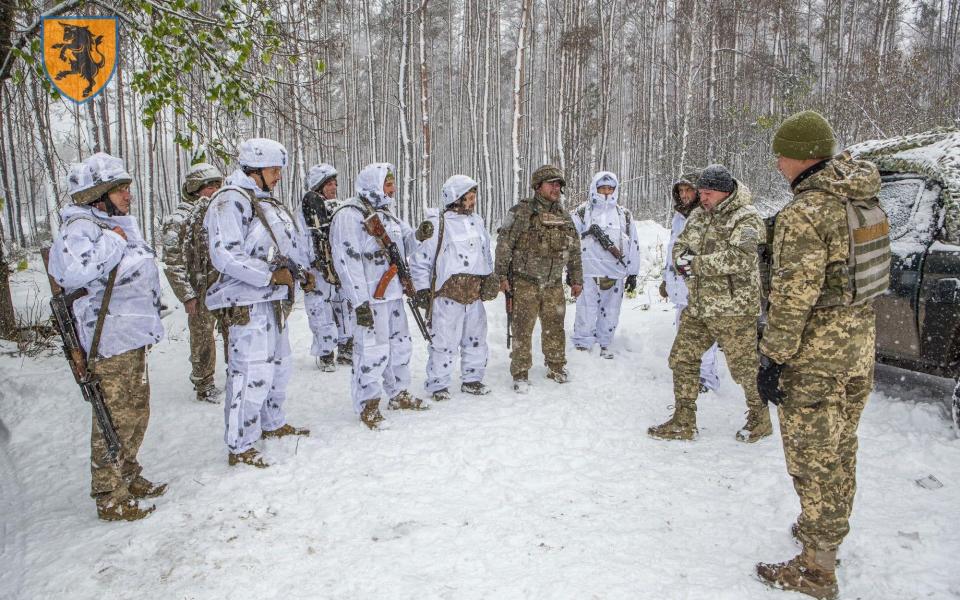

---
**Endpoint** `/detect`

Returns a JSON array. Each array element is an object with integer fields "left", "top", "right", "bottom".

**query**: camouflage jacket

[
  {"left": 673, "top": 182, "right": 763, "bottom": 318},
  {"left": 495, "top": 194, "right": 583, "bottom": 286},
  {"left": 161, "top": 194, "right": 216, "bottom": 304},
  {"left": 760, "top": 156, "right": 881, "bottom": 377}
]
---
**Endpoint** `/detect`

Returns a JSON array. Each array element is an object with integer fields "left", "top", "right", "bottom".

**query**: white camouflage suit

[
  {"left": 50, "top": 204, "right": 165, "bottom": 359},
  {"left": 570, "top": 172, "right": 641, "bottom": 350},
  {"left": 330, "top": 163, "right": 417, "bottom": 413},
  {"left": 409, "top": 175, "right": 494, "bottom": 393},
  {"left": 204, "top": 145, "right": 311, "bottom": 455},
  {"left": 299, "top": 164, "right": 354, "bottom": 358},
  {"left": 663, "top": 176, "right": 720, "bottom": 391}
]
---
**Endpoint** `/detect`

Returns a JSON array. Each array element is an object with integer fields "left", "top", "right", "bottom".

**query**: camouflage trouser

[
  {"left": 668, "top": 312, "right": 761, "bottom": 410},
  {"left": 510, "top": 279, "right": 566, "bottom": 379},
  {"left": 188, "top": 304, "right": 217, "bottom": 390},
  {"left": 778, "top": 368, "right": 871, "bottom": 551},
  {"left": 89, "top": 347, "right": 150, "bottom": 497}
]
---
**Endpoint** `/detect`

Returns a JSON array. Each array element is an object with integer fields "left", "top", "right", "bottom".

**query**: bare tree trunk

[{"left": 511, "top": 0, "right": 533, "bottom": 205}]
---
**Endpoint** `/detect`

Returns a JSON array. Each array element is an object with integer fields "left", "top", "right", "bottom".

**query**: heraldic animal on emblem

[{"left": 51, "top": 23, "right": 106, "bottom": 98}]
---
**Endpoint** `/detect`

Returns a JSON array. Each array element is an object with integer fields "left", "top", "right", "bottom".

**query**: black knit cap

[{"left": 698, "top": 164, "right": 735, "bottom": 193}]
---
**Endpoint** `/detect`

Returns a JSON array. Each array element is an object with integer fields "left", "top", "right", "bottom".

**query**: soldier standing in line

[
  {"left": 647, "top": 164, "right": 771, "bottom": 443},
  {"left": 329, "top": 163, "right": 427, "bottom": 429},
  {"left": 495, "top": 165, "right": 583, "bottom": 393},
  {"left": 300, "top": 163, "right": 355, "bottom": 372},
  {"left": 48, "top": 152, "right": 166, "bottom": 521},
  {"left": 409, "top": 174, "right": 500, "bottom": 402},
  {"left": 659, "top": 172, "right": 721, "bottom": 393},
  {"left": 570, "top": 171, "right": 641, "bottom": 359},
  {"left": 204, "top": 138, "right": 315, "bottom": 468},
  {"left": 162, "top": 162, "right": 223, "bottom": 402},
  {"left": 756, "top": 111, "right": 889, "bottom": 600}
]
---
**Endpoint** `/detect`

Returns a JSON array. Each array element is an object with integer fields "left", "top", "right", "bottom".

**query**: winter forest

[{"left": 0, "top": 0, "right": 958, "bottom": 334}]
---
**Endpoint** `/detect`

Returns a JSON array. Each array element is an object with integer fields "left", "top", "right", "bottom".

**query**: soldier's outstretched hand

[{"left": 570, "top": 284, "right": 583, "bottom": 298}]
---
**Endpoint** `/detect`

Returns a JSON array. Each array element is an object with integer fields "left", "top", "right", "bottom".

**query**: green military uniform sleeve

[
  {"left": 565, "top": 215, "right": 583, "bottom": 285},
  {"left": 672, "top": 209, "right": 703, "bottom": 265},
  {"left": 495, "top": 207, "right": 519, "bottom": 278},
  {"left": 759, "top": 198, "right": 827, "bottom": 363},
  {"left": 694, "top": 211, "right": 763, "bottom": 277}
]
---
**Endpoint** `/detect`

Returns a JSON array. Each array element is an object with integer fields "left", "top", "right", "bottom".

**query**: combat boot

[
  {"left": 96, "top": 490, "right": 155, "bottom": 522},
  {"left": 461, "top": 381, "right": 491, "bottom": 395},
  {"left": 337, "top": 339, "right": 354, "bottom": 365},
  {"left": 736, "top": 405, "right": 773, "bottom": 443},
  {"left": 647, "top": 404, "right": 698, "bottom": 441},
  {"left": 195, "top": 382, "right": 221, "bottom": 404},
  {"left": 388, "top": 390, "right": 429, "bottom": 411},
  {"left": 228, "top": 448, "right": 270, "bottom": 468},
  {"left": 128, "top": 475, "right": 168, "bottom": 499},
  {"left": 360, "top": 399, "right": 384, "bottom": 430},
  {"left": 432, "top": 388, "right": 451, "bottom": 402},
  {"left": 546, "top": 368, "right": 570, "bottom": 383},
  {"left": 261, "top": 423, "right": 311, "bottom": 439},
  {"left": 316, "top": 353, "right": 336, "bottom": 372},
  {"left": 513, "top": 378, "right": 530, "bottom": 394},
  {"left": 600, "top": 347, "right": 614, "bottom": 360},
  {"left": 756, "top": 547, "right": 839, "bottom": 600}
]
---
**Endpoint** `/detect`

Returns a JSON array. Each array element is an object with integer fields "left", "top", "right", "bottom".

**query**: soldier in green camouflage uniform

[
  {"left": 756, "top": 111, "right": 884, "bottom": 600},
  {"left": 495, "top": 165, "right": 583, "bottom": 392},
  {"left": 161, "top": 163, "right": 223, "bottom": 403},
  {"left": 648, "top": 164, "right": 771, "bottom": 443}
]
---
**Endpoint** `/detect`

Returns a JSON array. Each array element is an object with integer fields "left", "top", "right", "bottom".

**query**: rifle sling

[
  {"left": 88, "top": 265, "right": 119, "bottom": 363},
  {"left": 426, "top": 213, "right": 446, "bottom": 326}
]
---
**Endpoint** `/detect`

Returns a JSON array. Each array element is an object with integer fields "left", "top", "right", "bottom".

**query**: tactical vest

[{"left": 509, "top": 199, "right": 574, "bottom": 284}]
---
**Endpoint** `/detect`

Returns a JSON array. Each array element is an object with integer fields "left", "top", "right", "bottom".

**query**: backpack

[{"left": 845, "top": 196, "right": 891, "bottom": 304}]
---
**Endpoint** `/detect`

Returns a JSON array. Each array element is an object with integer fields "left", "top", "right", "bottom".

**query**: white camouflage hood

[{"left": 355, "top": 162, "right": 396, "bottom": 208}]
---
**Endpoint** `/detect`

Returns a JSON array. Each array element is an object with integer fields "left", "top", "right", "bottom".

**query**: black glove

[
  {"left": 413, "top": 288, "right": 432, "bottom": 310},
  {"left": 355, "top": 302, "right": 374, "bottom": 328},
  {"left": 757, "top": 355, "right": 786, "bottom": 405},
  {"left": 624, "top": 275, "right": 638, "bottom": 293}
]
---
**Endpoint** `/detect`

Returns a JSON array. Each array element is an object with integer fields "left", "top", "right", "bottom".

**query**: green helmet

[
  {"left": 181, "top": 162, "right": 223, "bottom": 199},
  {"left": 530, "top": 164, "right": 566, "bottom": 190}
]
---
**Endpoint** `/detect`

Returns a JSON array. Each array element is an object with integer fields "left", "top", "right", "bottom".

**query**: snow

[
  {"left": 2, "top": 226, "right": 960, "bottom": 599},
  {"left": 878, "top": 175, "right": 942, "bottom": 259}
]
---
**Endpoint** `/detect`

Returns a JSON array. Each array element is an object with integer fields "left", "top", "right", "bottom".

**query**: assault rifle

[
  {"left": 302, "top": 191, "right": 340, "bottom": 286},
  {"left": 40, "top": 247, "right": 122, "bottom": 465},
  {"left": 363, "top": 212, "right": 432, "bottom": 343},
  {"left": 583, "top": 223, "right": 627, "bottom": 268}
]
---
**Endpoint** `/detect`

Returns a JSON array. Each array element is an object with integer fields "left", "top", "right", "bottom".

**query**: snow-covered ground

[{"left": 1, "top": 223, "right": 959, "bottom": 600}]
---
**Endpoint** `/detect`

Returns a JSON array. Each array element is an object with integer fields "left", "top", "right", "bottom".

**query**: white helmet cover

[
  {"left": 306, "top": 163, "right": 338, "bottom": 192},
  {"left": 67, "top": 152, "right": 133, "bottom": 204},
  {"left": 238, "top": 138, "right": 288, "bottom": 169},
  {"left": 441, "top": 174, "right": 479, "bottom": 207}
]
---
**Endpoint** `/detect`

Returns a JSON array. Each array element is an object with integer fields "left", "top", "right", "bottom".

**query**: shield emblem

[{"left": 41, "top": 16, "right": 118, "bottom": 104}]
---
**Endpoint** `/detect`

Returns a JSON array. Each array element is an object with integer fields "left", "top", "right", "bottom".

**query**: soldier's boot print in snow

[
  {"left": 461, "top": 381, "right": 490, "bottom": 395},
  {"left": 647, "top": 403, "right": 698, "bottom": 441},
  {"left": 736, "top": 404, "right": 773, "bottom": 443},
  {"left": 388, "top": 390, "right": 428, "bottom": 411},
  {"left": 315, "top": 353, "right": 336, "bottom": 372},
  {"left": 337, "top": 339, "right": 354, "bottom": 366},
  {"left": 756, "top": 548, "right": 839, "bottom": 600},
  {"left": 360, "top": 398, "right": 385, "bottom": 430},
  {"left": 228, "top": 448, "right": 270, "bottom": 468},
  {"left": 128, "top": 475, "right": 167, "bottom": 499},
  {"left": 261, "top": 423, "right": 311, "bottom": 439},
  {"left": 96, "top": 490, "right": 155, "bottom": 522}
]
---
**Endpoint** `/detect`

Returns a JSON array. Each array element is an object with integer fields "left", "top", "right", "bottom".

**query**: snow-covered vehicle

[{"left": 849, "top": 129, "right": 960, "bottom": 431}]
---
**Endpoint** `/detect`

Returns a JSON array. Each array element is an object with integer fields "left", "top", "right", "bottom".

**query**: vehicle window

[
  {"left": 878, "top": 175, "right": 941, "bottom": 256},
  {"left": 878, "top": 178, "right": 923, "bottom": 240}
]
